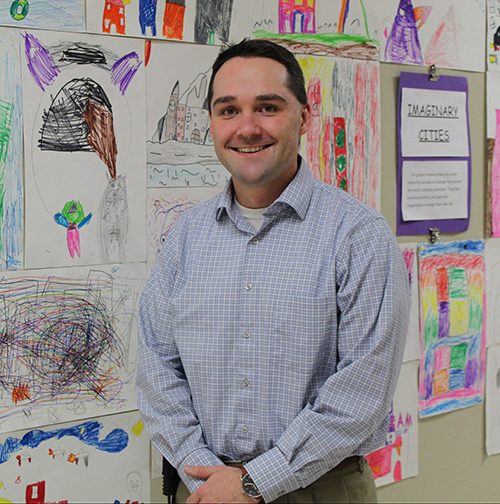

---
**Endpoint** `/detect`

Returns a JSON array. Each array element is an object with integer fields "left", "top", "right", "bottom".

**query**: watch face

[{"left": 242, "top": 472, "right": 261, "bottom": 499}]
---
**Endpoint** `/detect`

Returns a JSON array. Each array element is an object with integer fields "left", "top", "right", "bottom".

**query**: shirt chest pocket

[{"left": 272, "top": 295, "right": 335, "bottom": 374}]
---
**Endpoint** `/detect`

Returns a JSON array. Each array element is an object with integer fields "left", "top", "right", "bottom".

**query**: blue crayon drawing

[{"left": 0, "top": 420, "right": 128, "bottom": 464}]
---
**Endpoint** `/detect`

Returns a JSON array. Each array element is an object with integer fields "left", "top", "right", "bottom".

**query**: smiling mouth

[{"left": 232, "top": 144, "right": 272, "bottom": 153}]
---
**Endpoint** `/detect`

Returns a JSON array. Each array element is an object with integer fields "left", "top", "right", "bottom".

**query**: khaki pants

[{"left": 175, "top": 456, "right": 377, "bottom": 504}]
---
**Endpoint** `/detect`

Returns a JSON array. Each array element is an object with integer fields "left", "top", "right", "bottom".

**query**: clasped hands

[{"left": 184, "top": 465, "right": 261, "bottom": 504}]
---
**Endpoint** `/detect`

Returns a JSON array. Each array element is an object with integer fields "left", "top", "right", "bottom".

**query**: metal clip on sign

[{"left": 429, "top": 227, "right": 441, "bottom": 244}]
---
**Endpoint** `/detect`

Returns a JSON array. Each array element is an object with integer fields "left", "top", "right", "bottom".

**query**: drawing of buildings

[
  {"left": 279, "top": 0, "right": 316, "bottom": 34},
  {"left": 153, "top": 71, "right": 212, "bottom": 146},
  {"left": 102, "top": 0, "right": 126, "bottom": 35}
]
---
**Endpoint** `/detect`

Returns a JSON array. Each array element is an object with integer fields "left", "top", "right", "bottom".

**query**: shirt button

[
  {"left": 243, "top": 379, "right": 249, "bottom": 387},
  {"left": 251, "top": 237, "right": 259, "bottom": 245},
  {"left": 243, "top": 331, "right": 250, "bottom": 339},
  {"left": 242, "top": 425, "right": 249, "bottom": 433},
  {"left": 245, "top": 283, "right": 252, "bottom": 291}
]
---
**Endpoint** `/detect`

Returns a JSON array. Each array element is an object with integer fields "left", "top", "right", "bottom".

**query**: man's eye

[
  {"left": 261, "top": 105, "right": 277, "bottom": 113},
  {"left": 222, "top": 107, "right": 236, "bottom": 116}
]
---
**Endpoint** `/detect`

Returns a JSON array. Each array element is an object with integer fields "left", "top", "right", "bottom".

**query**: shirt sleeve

[
  {"left": 244, "top": 216, "right": 411, "bottom": 503},
  {"left": 136, "top": 226, "right": 223, "bottom": 494}
]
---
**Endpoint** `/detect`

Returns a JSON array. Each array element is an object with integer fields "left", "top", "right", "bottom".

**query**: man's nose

[{"left": 236, "top": 112, "right": 263, "bottom": 138}]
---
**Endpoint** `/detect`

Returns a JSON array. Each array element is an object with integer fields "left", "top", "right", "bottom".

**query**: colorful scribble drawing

[
  {"left": 418, "top": 240, "right": 486, "bottom": 417},
  {"left": 0, "top": 411, "right": 150, "bottom": 502},
  {"left": 297, "top": 54, "right": 380, "bottom": 209},
  {"left": 251, "top": 0, "right": 379, "bottom": 61},
  {"left": 195, "top": 0, "right": 234, "bottom": 44},
  {"left": 54, "top": 200, "right": 92, "bottom": 258},
  {"left": 0, "top": 29, "right": 23, "bottom": 271},
  {"left": 0, "top": 0, "right": 85, "bottom": 31},
  {"left": 23, "top": 32, "right": 143, "bottom": 266},
  {"left": 0, "top": 265, "right": 144, "bottom": 431}
]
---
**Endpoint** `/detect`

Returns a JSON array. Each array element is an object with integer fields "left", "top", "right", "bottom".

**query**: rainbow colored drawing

[{"left": 418, "top": 240, "right": 486, "bottom": 417}]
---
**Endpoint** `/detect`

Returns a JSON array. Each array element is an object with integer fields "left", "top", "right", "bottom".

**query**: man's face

[{"left": 209, "top": 57, "right": 310, "bottom": 203}]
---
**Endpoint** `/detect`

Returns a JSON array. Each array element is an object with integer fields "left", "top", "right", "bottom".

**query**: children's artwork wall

[
  {"left": 418, "top": 240, "right": 486, "bottom": 418},
  {"left": 0, "top": 410, "right": 150, "bottom": 503},
  {"left": 0, "top": 0, "right": 493, "bottom": 499}
]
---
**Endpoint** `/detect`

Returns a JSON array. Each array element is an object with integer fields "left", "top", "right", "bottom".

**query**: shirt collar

[{"left": 215, "top": 157, "right": 314, "bottom": 222}]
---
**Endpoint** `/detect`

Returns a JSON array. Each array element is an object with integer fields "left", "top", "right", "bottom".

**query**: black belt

[{"left": 224, "top": 455, "right": 362, "bottom": 472}]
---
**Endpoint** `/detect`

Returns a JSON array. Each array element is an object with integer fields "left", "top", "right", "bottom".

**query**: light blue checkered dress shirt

[{"left": 137, "top": 160, "right": 410, "bottom": 503}]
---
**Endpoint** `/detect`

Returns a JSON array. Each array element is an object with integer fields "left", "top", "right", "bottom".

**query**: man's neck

[{"left": 232, "top": 166, "right": 299, "bottom": 209}]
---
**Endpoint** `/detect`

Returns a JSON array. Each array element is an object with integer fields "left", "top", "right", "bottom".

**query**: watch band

[{"left": 241, "top": 467, "right": 262, "bottom": 502}]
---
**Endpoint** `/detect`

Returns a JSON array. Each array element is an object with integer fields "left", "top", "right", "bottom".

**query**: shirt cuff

[
  {"left": 178, "top": 448, "right": 224, "bottom": 494},
  {"left": 243, "top": 446, "right": 301, "bottom": 503}
]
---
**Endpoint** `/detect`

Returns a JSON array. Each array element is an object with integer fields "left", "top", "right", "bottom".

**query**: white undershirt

[{"left": 234, "top": 199, "right": 268, "bottom": 231}]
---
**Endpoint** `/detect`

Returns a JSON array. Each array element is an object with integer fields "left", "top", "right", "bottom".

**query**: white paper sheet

[
  {"left": 402, "top": 160, "right": 468, "bottom": 221},
  {"left": 486, "top": 345, "right": 500, "bottom": 456},
  {"left": 0, "top": 263, "right": 145, "bottom": 433},
  {"left": 367, "top": 361, "right": 419, "bottom": 487},
  {"left": 0, "top": 27, "right": 23, "bottom": 270},
  {"left": 146, "top": 40, "right": 229, "bottom": 188},
  {"left": 0, "top": 410, "right": 150, "bottom": 503},
  {"left": 21, "top": 30, "right": 147, "bottom": 269},
  {"left": 0, "top": 0, "right": 84, "bottom": 31},
  {"left": 401, "top": 88, "right": 469, "bottom": 158},
  {"left": 147, "top": 187, "right": 221, "bottom": 272},
  {"left": 485, "top": 238, "right": 500, "bottom": 346},
  {"left": 400, "top": 243, "right": 420, "bottom": 362}
]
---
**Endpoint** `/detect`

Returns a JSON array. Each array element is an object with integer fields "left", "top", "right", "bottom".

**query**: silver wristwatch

[{"left": 241, "top": 467, "right": 262, "bottom": 502}]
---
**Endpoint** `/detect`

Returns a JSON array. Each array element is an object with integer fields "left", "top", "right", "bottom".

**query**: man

[{"left": 137, "top": 39, "right": 410, "bottom": 503}]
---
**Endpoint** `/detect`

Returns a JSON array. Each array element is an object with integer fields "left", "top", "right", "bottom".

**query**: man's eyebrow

[
  {"left": 255, "top": 94, "right": 288, "bottom": 103},
  {"left": 212, "top": 95, "right": 236, "bottom": 108},
  {"left": 212, "top": 93, "right": 289, "bottom": 109}
]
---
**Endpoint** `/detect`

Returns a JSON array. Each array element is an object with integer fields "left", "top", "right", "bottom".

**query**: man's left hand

[{"left": 184, "top": 465, "right": 259, "bottom": 503}]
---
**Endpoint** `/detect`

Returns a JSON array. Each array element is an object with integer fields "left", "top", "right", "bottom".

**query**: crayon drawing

[
  {"left": 364, "top": 0, "right": 486, "bottom": 72},
  {"left": 486, "top": 345, "right": 500, "bottom": 456},
  {"left": 0, "top": 0, "right": 84, "bottom": 31},
  {"left": 147, "top": 187, "right": 220, "bottom": 271},
  {"left": 93, "top": 0, "right": 192, "bottom": 40},
  {"left": 418, "top": 240, "right": 486, "bottom": 418},
  {"left": 367, "top": 361, "right": 419, "bottom": 487},
  {"left": 21, "top": 30, "right": 146, "bottom": 269},
  {"left": 297, "top": 54, "right": 380, "bottom": 209},
  {"left": 88, "top": 0, "right": 235, "bottom": 44},
  {"left": 0, "top": 28, "right": 23, "bottom": 271},
  {"left": 232, "top": 0, "right": 379, "bottom": 61},
  {"left": 487, "top": 0, "right": 500, "bottom": 71},
  {"left": 486, "top": 73, "right": 500, "bottom": 237},
  {"left": 400, "top": 243, "right": 420, "bottom": 362},
  {"left": 146, "top": 40, "right": 229, "bottom": 188},
  {"left": 0, "top": 263, "right": 145, "bottom": 433},
  {"left": 0, "top": 411, "right": 150, "bottom": 503}
]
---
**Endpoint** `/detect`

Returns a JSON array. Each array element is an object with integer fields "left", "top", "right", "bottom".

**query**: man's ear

[{"left": 299, "top": 102, "right": 312, "bottom": 136}]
